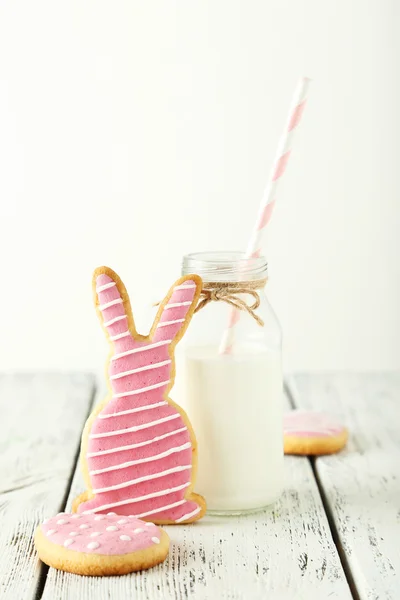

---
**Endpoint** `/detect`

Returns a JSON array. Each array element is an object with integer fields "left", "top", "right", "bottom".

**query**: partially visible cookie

[
  {"left": 284, "top": 410, "right": 348, "bottom": 456},
  {"left": 35, "top": 512, "right": 169, "bottom": 576}
]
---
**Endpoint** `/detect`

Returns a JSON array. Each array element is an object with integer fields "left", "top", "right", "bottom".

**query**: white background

[{"left": 0, "top": 1, "right": 399, "bottom": 373}]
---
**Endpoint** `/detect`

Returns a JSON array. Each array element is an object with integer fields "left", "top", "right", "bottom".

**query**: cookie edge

[{"left": 284, "top": 428, "right": 348, "bottom": 456}]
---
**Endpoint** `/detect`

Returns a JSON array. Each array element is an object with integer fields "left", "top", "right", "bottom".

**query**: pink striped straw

[{"left": 219, "top": 77, "right": 311, "bottom": 354}]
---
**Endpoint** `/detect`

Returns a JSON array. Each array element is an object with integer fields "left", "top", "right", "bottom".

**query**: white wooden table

[{"left": 1, "top": 373, "right": 399, "bottom": 600}]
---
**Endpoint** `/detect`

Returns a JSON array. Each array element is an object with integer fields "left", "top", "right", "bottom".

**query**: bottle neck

[{"left": 181, "top": 251, "right": 268, "bottom": 282}]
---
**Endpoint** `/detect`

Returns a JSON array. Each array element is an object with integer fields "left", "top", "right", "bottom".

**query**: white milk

[{"left": 174, "top": 344, "right": 284, "bottom": 512}]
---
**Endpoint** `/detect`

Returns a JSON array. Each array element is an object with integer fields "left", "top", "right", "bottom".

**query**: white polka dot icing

[
  {"left": 87, "top": 541, "right": 100, "bottom": 550},
  {"left": 64, "top": 539, "right": 74, "bottom": 547},
  {"left": 40, "top": 512, "right": 164, "bottom": 555}
]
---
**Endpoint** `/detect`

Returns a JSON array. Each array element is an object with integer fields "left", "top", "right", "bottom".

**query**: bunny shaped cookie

[{"left": 73, "top": 267, "right": 206, "bottom": 524}]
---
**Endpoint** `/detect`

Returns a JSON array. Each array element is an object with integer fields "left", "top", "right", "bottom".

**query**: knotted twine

[{"left": 195, "top": 278, "right": 267, "bottom": 327}]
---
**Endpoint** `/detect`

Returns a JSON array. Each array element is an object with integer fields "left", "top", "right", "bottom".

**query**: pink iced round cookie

[
  {"left": 283, "top": 410, "right": 348, "bottom": 456},
  {"left": 34, "top": 512, "right": 169, "bottom": 576}
]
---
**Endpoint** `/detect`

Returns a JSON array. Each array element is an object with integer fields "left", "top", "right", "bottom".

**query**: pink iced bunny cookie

[
  {"left": 284, "top": 410, "right": 348, "bottom": 455},
  {"left": 73, "top": 267, "right": 206, "bottom": 524},
  {"left": 35, "top": 511, "right": 169, "bottom": 575}
]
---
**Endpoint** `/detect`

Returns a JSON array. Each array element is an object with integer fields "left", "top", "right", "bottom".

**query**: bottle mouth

[{"left": 182, "top": 251, "right": 268, "bottom": 281}]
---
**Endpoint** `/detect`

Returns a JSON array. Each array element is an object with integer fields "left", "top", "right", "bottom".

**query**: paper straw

[{"left": 219, "top": 77, "right": 311, "bottom": 354}]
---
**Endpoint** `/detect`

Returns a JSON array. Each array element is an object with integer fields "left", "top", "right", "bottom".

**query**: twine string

[{"left": 195, "top": 278, "right": 267, "bottom": 327}]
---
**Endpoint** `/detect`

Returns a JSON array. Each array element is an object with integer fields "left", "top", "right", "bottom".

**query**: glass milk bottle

[{"left": 174, "top": 251, "right": 284, "bottom": 514}]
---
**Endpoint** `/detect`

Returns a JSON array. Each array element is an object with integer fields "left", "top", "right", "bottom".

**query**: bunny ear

[
  {"left": 151, "top": 275, "right": 202, "bottom": 346},
  {"left": 93, "top": 267, "right": 138, "bottom": 347}
]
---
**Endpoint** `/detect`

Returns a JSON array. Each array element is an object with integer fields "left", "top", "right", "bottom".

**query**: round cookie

[
  {"left": 35, "top": 512, "right": 169, "bottom": 576},
  {"left": 284, "top": 410, "right": 348, "bottom": 456}
]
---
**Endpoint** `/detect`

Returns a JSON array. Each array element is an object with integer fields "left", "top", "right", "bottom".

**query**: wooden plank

[
  {"left": 0, "top": 373, "right": 95, "bottom": 600},
  {"left": 287, "top": 373, "right": 400, "bottom": 600},
  {"left": 42, "top": 390, "right": 350, "bottom": 600}
]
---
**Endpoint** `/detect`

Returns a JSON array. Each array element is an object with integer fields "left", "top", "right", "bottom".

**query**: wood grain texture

[
  {"left": 287, "top": 373, "right": 400, "bottom": 600},
  {"left": 42, "top": 390, "right": 350, "bottom": 600},
  {"left": 0, "top": 373, "right": 95, "bottom": 600}
]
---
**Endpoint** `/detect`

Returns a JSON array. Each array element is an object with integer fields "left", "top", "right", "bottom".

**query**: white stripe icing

[
  {"left": 103, "top": 315, "right": 127, "bottom": 327},
  {"left": 134, "top": 499, "right": 186, "bottom": 519},
  {"left": 99, "top": 298, "right": 123, "bottom": 310},
  {"left": 87, "top": 426, "right": 187, "bottom": 456},
  {"left": 163, "top": 302, "right": 192, "bottom": 309},
  {"left": 173, "top": 284, "right": 196, "bottom": 290},
  {"left": 157, "top": 319, "right": 185, "bottom": 328},
  {"left": 113, "top": 379, "right": 170, "bottom": 399},
  {"left": 89, "top": 413, "right": 180, "bottom": 439},
  {"left": 97, "top": 282, "right": 117, "bottom": 292},
  {"left": 111, "top": 340, "right": 172, "bottom": 361},
  {"left": 110, "top": 330, "right": 130, "bottom": 341},
  {"left": 92, "top": 464, "right": 192, "bottom": 493},
  {"left": 82, "top": 482, "right": 191, "bottom": 514},
  {"left": 98, "top": 401, "right": 168, "bottom": 419},
  {"left": 89, "top": 442, "right": 191, "bottom": 475},
  {"left": 110, "top": 360, "right": 171, "bottom": 380},
  {"left": 175, "top": 506, "right": 201, "bottom": 523}
]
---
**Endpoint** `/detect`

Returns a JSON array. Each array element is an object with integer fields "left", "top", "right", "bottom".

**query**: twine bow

[{"left": 195, "top": 278, "right": 267, "bottom": 327}]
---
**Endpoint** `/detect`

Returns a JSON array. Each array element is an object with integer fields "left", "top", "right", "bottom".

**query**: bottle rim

[{"left": 182, "top": 251, "right": 268, "bottom": 281}]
